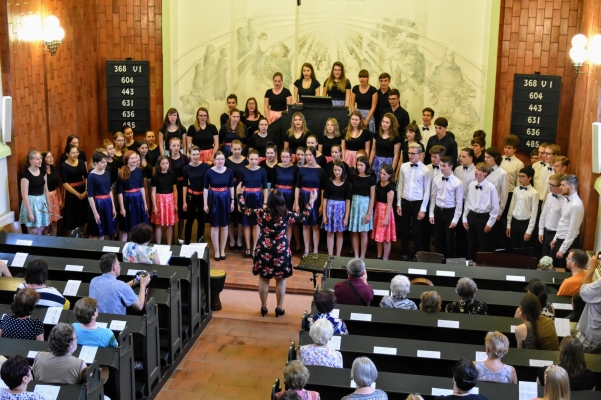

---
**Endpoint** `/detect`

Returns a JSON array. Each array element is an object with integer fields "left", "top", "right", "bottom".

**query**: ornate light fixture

[
  {"left": 569, "top": 33, "right": 601, "bottom": 76},
  {"left": 41, "top": 16, "right": 65, "bottom": 56}
]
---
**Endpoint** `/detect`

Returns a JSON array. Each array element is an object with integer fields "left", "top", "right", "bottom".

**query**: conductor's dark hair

[{"left": 267, "top": 189, "right": 288, "bottom": 221}]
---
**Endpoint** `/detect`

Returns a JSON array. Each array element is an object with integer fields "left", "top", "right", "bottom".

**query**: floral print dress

[{"left": 238, "top": 194, "right": 311, "bottom": 279}]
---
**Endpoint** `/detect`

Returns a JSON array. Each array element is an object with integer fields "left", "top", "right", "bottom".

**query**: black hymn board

[
  {"left": 106, "top": 60, "right": 150, "bottom": 132},
  {"left": 510, "top": 74, "right": 561, "bottom": 153}
]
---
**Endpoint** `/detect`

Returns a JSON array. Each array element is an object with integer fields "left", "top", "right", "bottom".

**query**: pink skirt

[
  {"left": 199, "top": 149, "right": 213, "bottom": 163},
  {"left": 47, "top": 190, "right": 61, "bottom": 223},
  {"left": 268, "top": 111, "right": 282, "bottom": 123},
  {"left": 371, "top": 201, "right": 396, "bottom": 242},
  {"left": 152, "top": 193, "right": 179, "bottom": 226},
  {"left": 344, "top": 150, "right": 357, "bottom": 168}
]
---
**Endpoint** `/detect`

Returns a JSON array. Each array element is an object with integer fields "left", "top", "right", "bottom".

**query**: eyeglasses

[
  {"left": 566, "top": 257, "right": 574, "bottom": 263},
  {"left": 408, "top": 152, "right": 420, "bottom": 156}
]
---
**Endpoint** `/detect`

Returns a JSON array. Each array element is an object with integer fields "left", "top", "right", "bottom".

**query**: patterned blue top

[
  {"left": 474, "top": 361, "right": 513, "bottom": 384},
  {"left": 311, "top": 313, "right": 349, "bottom": 335}
]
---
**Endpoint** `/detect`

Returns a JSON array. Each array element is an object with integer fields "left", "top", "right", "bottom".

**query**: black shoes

[
  {"left": 275, "top": 307, "right": 285, "bottom": 317},
  {"left": 261, "top": 307, "right": 268, "bottom": 317}
]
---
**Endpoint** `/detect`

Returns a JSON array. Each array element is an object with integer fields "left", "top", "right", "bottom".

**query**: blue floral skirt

[
  {"left": 323, "top": 200, "right": 347, "bottom": 233},
  {"left": 348, "top": 195, "right": 373, "bottom": 232}
]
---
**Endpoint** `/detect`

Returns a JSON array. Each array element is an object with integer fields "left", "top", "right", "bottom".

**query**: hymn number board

[
  {"left": 106, "top": 60, "right": 150, "bottom": 132},
  {"left": 511, "top": 74, "right": 561, "bottom": 153}
]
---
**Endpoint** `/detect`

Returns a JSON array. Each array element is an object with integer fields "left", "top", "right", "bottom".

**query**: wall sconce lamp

[
  {"left": 569, "top": 33, "right": 601, "bottom": 76},
  {"left": 41, "top": 16, "right": 65, "bottom": 56}
]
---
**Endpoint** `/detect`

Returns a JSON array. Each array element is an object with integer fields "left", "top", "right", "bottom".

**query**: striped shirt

[{"left": 16, "top": 283, "right": 66, "bottom": 308}]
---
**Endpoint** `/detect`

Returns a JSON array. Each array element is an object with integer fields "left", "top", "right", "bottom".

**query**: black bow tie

[
  {"left": 565, "top": 196, "right": 570, "bottom": 202},
  {"left": 433, "top": 165, "right": 439, "bottom": 169},
  {"left": 519, "top": 186, "right": 527, "bottom": 190},
  {"left": 552, "top": 194, "right": 558, "bottom": 198},
  {"left": 410, "top": 164, "right": 418, "bottom": 167},
  {"left": 475, "top": 185, "right": 483, "bottom": 190},
  {"left": 540, "top": 161, "right": 545, "bottom": 165},
  {"left": 547, "top": 167, "right": 553, "bottom": 171},
  {"left": 505, "top": 157, "right": 511, "bottom": 161},
  {"left": 463, "top": 166, "right": 468, "bottom": 170},
  {"left": 442, "top": 177, "right": 449, "bottom": 181},
  {"left": 422, "top": 127, "right": 429, "bottom": 131}
]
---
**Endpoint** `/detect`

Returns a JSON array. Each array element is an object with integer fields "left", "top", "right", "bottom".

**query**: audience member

[
  {"left": 577, "top": 250, "right": 601, "bottom": 354},
  {"left": 515, "top": 293, "right": 559, "bottom": 351},
  {"left": 473, "top": 331, "right": 517, "bottom": 384},
  {"left": 557, "top": 248, "right": 588, "bottom": 296},
  {"left": 536, "top": 336, "right": 595, "bottom": 390},
  {"left": 279, "top": 392, "right": 302, "bottom": 400},
  {"left": 72, "top": 297, "right": 118, "bottom": 348},
  {"left": 298, "top": 319, "right": 342, "bottom": 368},
  {"left": 434, "top": 359, "right": 488, "bottom": 400},
  {"left": 568, "top": 292, "right": 585, "bottom": 336},
  {"left": 0, "top": 355, "right": 44, "bottom": 399},
  {"left": 122, "top": 222, "right": 161, "bottom": 265},
  {"left": 16, "top": 259, "right": 68, "bottom": 309},
  {"left": 341, "top": 357, "right": 388, "bottom": 400},
  {"left": 379, "top": 275, "right": 417, "bottom": 310},
  {"left": 420, "top": 291, "right": 442, "bottom": 313},
  {"left": 89, "top": 253, "right": 150, "bottom": 314},
  {"left": 334, "top": 258, "right": 374, "bottom": 306},
  {"left": 523, "top": 278, "right": 555, "bottom": 319},
  {"left": 533, "top": 365, "right": 570, "bottom": 400},
  {"left": 311, "top": 290, "right": 348, "bottom": 335},
  {"left": 445, "top": 278, "right": 488, "bottom": 315},
  {"left": 0, "top": 288, "right": 43, "bottom": 341},
  {"left": 405, "top": 395, "right": 424, "bottom": 400},
  {"left": 32, "top": 323, "right": 86, "bottom": 384},
  {"left": 276, "top": 360, "right": 320, "bottom": 400}
]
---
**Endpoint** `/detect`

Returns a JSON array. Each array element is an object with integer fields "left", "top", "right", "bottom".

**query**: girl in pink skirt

[
  {"left": 151, "top": 155, "right": 178, "bottom": 244},
  {"left": 372, "top": 164, "right": 396, "bottom": 260}
]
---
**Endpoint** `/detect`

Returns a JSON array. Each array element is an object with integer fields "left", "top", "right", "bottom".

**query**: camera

[{"left": 135, "top": 270, "right": 157, "bottom": 281}]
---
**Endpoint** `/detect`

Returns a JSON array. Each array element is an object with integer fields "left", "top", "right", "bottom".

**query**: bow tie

[
  {"left": 552, "top": 194, "right": 558, "bottom": 198},
  {"left": 463, "top": 166, "right": 468, "bottom": 170},
  {"left": 433, "top": 165, "right": 439, "bottom": 169},
  {"left": 475, "top": 185, "right": 483, "bottom": 190},
  {"left": 519, "top": 186, "right": 527, "bottom": 190},
  {"left": 422, "top": 127, "right": 429, "bottom": 131},
  {"left": 547, "top": 167, "right": 553, "bottom": 171},
  {"left": 540, "top": 161, "right": 545, "bottom": 166},
  {"left": 442, "top": 177, "right": 449, "bottom": 181},
  {"left": 565, "top": 196, "right": 570, "bottom": 202},
  {"left": 505, "top": 157, "right": 511, "bottom": 161},
  {"left": 410, "top": 164, "right": 418, "bottom": 167}
]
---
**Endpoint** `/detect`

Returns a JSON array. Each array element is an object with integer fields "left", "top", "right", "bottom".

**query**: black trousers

[
  {"left": 510, "top": 217, "right": 532, "bottom": 249},
  {"left": 466, "top": 212, "right": 494, "bottom": 261},
  {"left": 532, "top": 200, "right": 544, "bottom": 257},
  {"left": 499, "top": 192, "right": 513, "bottom": 248},
  {"left": 184, "top": 193, "right": 205, "bottom": 244},
  {"left": 434, "top": 206, "right": 456, "bottom": 258},
  {"left": 401, "top": 199, "right": 424, "bottom": 257},
  {"left": 551, "top": 235, "right": 580, "bottom": 269},
  {"left": 541, "top": 228, "right": 556, "bottom": 257}
]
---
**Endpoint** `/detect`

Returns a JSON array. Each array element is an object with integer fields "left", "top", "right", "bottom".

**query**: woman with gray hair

[
  {"left": 276, "top": 360, "right": 321, "bottom": 399},
  {"left": 379, "top": 275, "right": 417, "bottom": 310},
  {"left": 32, "top": 323, "right": 86, "bottom": 384},
  {"left": 473, "top": 331, "right": 517, "bottom": 383},
  {"left": 445, "top": 277, "right": 488, "bottom": 315},
  {"left": 341, "top": 357, "right": 388, "bottom": 399},
  {"left": 298, "top": 319, "right": 343, "bottom": 368}
]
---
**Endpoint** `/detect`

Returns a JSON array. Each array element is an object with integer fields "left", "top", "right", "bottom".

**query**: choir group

[{"left": 18, "top": 62, "right": 583, "bottom": 269}]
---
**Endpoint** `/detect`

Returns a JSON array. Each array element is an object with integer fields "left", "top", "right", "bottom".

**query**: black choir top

[
  {"left": 343, "top": 129, "right": 373, "bottom": 151},
  {"left": 294, "top": 79, "right": 321, "bottom": 101},
  {"left": 325, "top": 160, "right": 350, "bottom": 180},
  {"left": 188, "top": 124, "right": 219, "bottom": 150},
  {"left": 325, "top": 80, "right": 351, "bottom": 101},
  {"left": 147, "top": 147, "right": 161, "bottom": 167},
  {"left": 248, "top": 133, "right": 276, "bottom": 157},
  {"left": 169, "top": 155, "right": 189, "bottom": 186},
  {"left": 241, "top": 115, "right": 263, "bottom": 135},
  {"left": 259, "top": 160, "right": 276, "bottom": 186},
  {"left": 285, "top": 132, "right": 310, "bottom": 154},
  {"left": 374, "top": 134, "right": 401, "bottom": 158},
  {"left": 322, "top": 135, "right": 342, "bottom": 157},
  {"left": 225, "top": 158, "right": 249, "bottom": 184},
  {"left": 126, "top": 140, "right": 141, "bottom": 154},
  {"left": 350, "top": 174, "right": 376, "bottom": 197},
  {"left": 151, "top": 172, "right": 176, "bottom": 194},
  {"left": 61, "top": 161, "right": 88, "bottom": 185},
  {"left": 22, "top": 169, "right": 46, "bottom": 196},
  {"left": 183, "top": 163, "right": 211, "bottom": 193},
  {"left": 45, "top": 167, "right": 60, "bottom": 192},
  {"left": 59, "top": 150, "right": 87, "bottom": 165},
  {"left": 352, "top": 85, "right": 378, "bottom": 110},
  {"left": 376, "top": 181, "right": 395, "bottom": 203},
  {"left": 324, "top": 180, "right": 352, "bottom": 201},
  {"left": 160, "top": 127, "right": 187, "bottom": 147},
  {"left": 264, "top": 88, "right": 292, "bottom": 111}
]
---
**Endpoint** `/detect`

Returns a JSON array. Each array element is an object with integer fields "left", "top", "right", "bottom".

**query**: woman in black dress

[
  {"left": 264, "top": 72, "right": 292, "bottom": 123},
  {"left": 42, "top": 151, "right": 61, "bottom": 236},
  {"left": 61, "top": 144, "right": 88, "bottom": 232},
  {"left": 322, "top": 62, "right": 351, "bottom": 107},
  {"left": 58, "top": 135, "right": 87, "bottom": 164},
  {"left": 238, "top": 188, "right": 316, "bottom": 317},
  {"left": 187, "top": 107, "right": 218, "bottom": 164},
  {"left": 293, "top": 63, "right": 321, "bottom": 103},
  {"left": 158, "top": 108, "right": 187, "bottom": 155}
]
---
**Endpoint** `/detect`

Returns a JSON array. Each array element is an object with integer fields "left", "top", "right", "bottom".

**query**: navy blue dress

[
  {"left": 116, "top": 168, "right": 149, "bottom": 232},
  {"left": 295, "top": 167, "right": 325, "bottom": 226},
  {"left": 240, "top": 168, "right": 268, "bottom": 226},
  {"left": 225, "top": 157, "right": 248, "bottom": 226},
  {"left": 204, "top": 168, "right": 235, "bottom": 227},
  {"left": 219, "top": 126, "right": 247, "bottom": 157},
  {"left": 275, "top": 165, "right": 298, "bottom": 211},
  {"left": 87, "top": 171, "right": 116, "bottom": 237}
]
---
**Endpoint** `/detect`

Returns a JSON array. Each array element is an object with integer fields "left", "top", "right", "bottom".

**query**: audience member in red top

[
  {"left": 557, "top": 249, "right": 588, "bottom": 297},
  {"left": 333, "top": 258, "right": 374, "bottom": 306}
]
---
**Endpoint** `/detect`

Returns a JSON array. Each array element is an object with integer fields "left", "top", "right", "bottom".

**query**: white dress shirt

[
  {"left": 396, "top": 161, "right": 431, "bottom": 212},
  {"left": 462, "top": 180, "right": 500, "bottom": 227},
  {"left": 500, "top": 155, "right": 524, "bottom": 192},
  {"left": 427, "top": 164, "right": 442, "bottom": 180},
  {"left": 536, "top": 164, "right": 554, "bottom": 202},
  {"left": 553, "top": 192, "right": 584, "bottom": 253},
  {"left": 486, "top": 165, "right": 509, "bottom": 214},
  {"left": 506, "top": 185, "right": 539, "bottom": 234},
  {"left": 533, "top": 161, "right": 548, "bottom": 199},
  {"left": 538, "top": 192, "right": 565, "bottom": 235},
  {"left": 454, "top": 164, "right": 476, "bottom": 201},
  {"left": 419, "top": 124, "right": 435, "bottom": 145},
  {"left": 533, "top": 160, "right": 546, "bottom": 172},
  {"left": 429, "top": 174, "right": 463, "bottom": 224}
]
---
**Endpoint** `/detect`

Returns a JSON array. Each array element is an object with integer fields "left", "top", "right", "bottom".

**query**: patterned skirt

[
  {"left": 348, "top": 194, "right": 373, "bottom": 232},
  {"left": 344, "top": 150, "right": 357, "bottom": 168},
  {"left": 299, "top": 188, "right": 320, "bottom": 226},
  {"left": 87, "top": 196, "right": 116, "bottom": 237},
  {"left": 208, "top": 189, "right": 231, "bottom": 227},
  {"left": 199, "top": 149, "right": 213, "bottom": 163},
  {"left": 372, "top": 201, "right": 397, "bottom": 242},
  {"left": 331, "top": 100, "right": 346, "bottom": 107},
  {"left": 323, "top": 200, "right": 346, "bottom": 233},
  {"left": 357, "top": 108, "right": 376, "bottom": 133},
  {"left": 123, "top": 191, "right": 149, "bottom": 232},
  {"left": 372, "top": 156, "right": 393, "bottom": 181},
  {"left": 268, "top": 110, "right": 283, "bottom": 123},
  {"left": 19, "top": 195, "right": 50, "bottom": 228},
  {"left": 152, "top": 193, "right": 178, "bottom": 226},
  {"left": 47, "top": 190, "right": 61, "bottom": 223},
  {"left": 63, "top": 183, "right": 88, "bottom": 230},
  {"left": 241, "top": 190, "right": 263, "bottom": 226}
]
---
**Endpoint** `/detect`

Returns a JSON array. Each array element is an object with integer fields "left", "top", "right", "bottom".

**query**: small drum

[{"left": 210, "top": 269, "right": 227, "bottom": 311}]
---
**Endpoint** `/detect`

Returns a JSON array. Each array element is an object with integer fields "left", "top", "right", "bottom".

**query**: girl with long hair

[
  {"left": 322, "top": 160, "right": 351, "bottom": 256},
  {"left": 117, "top": 150, "right": 149, "bottom": 241},
  {"left": 264, "top": 72, "right": 292, "bottom": 123},
  {"left": 137, "top": 140, "right": 153, "bottom": 180},
  {"left": 275, "top": 148, "right": 299, "bottom": 250},
  {"left": 248, "top": 118, "right": 276, "bottom": 164},
  {"left": 536, "top": 336, "right": 596, "bottom": 390},
  {"left": 535, "top": 365, "right": 570, "bottom": 400},
  {"left": 322, "top": 61, "right": 351, "bottom": 106},
  {"left": 400, "top": 121, "right": 425, "bottom": 163},
  {"left": 219, "top": 108, "right": 246, "bottom": 157},
  {"left": 19, "top": 151, "right": 51, "bottom": 235},
  {"left": 341, "top": 111, "right": 371, "bottom": 168},
  {"left": 151, "top": 156, "right": 178, "bottom": 244},
  {"left": 241, "top": 97, "right": 263, "bottom": 135},
  {"left": 259, "top": 143, "right": 278, "bottom": 191},
  {"left": 145, "top": 130, "right": 161, "bottom": 167},
  {"left": 284, "top": 112, "right": 311, "bottom": 163},
  {"left": 515, "top": 293, "right": 559, "bottom": 351},
  {"left": 168, "top": 137, "right": 189, "bottom": 244},
  {"left": 293, "top": 63, "right": 321, "bottom": 103},
  {"left": 87, "top": 152, "right": 116, "bottom": 240},
  {"left": 372, "top": 164, "right": 396, "bottom": 260},
  {"left": 158, "top": 108, "right": 187, "bottom": 155},
  {"left": 102, "top": 139, "right": 121, "bottom": 185},
  {"left": 348, "top": 156, "right": 376, "bottom": 259},
  {"left": 113, "top": 132, "right": 126, "bottom": 160},
  {"left": 225, "top": 140, "right": 248, "bottom": 250},
  {"left": 350, "top": 69, "right": 378, "bottom": 132},
  {"left": 370, "top": 113, "right": 401, "bottom": 179},
  {"left": 59, "top": 135, "right": 87, "bottom": 164},
  {"left": 322, "top": 118, "right": 341, "bottom": 163},
  {"left": 41, "top": 151, "right": 62, "bottom": 236},
  {"left": 182, "top": 146, "right": 210, "bottom": 244},
  {"left": 61, "top": 144, "right": 88, "bottom": 232},
  {"left": 238, "top": 150, "right": 268, "bottom": 257},
  {"left": 187, "top": 107, "right": 218, "bottom": 164}
]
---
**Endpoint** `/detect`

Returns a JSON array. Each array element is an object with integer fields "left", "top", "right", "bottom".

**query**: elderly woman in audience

[
  {"left": 536, "top": 336, "right": 595, "bottom": 390},
  {"left": 276, "top": 360, "right": 320, "bottom": 399},
  {"left": 311, "top": 290, "right": 348, "bottom": 335},
  {"left": 122, "top": 222, "right": 161, "bottom": 265},
  {"left": 473, "top": 331, "right": 517, "bottom": 384},
  {"left": 379, "top": 274, "right": 417, "bottom": 310},
  {"left": 16, "top": 258, "right": 68, "bottom": 309},
  {"left": 533, "top": 365, "right": 570, "bottom": 400},
  {"left": 72, "top": 297, "right": 118, "bottom": 348},
  {"left": 445, "top": 277, "right": 488, "bottom": 315},
  {"left": 419, "top": 291, "right": 442, "bottom": 313},
  {"left": 515, "top": 293, "right": 559, "bottom": 351},
  {"left": 32, "top": 323, "right": 86, "bottom": 384},
  {"left": 341, "top": 357, "right": 388, "bottom": 400},
  {"left": 298, "top": 319, "right": 343, "bottom": 368},
  {"left": 434, "top": 359, "right": 488, "bottom": 400},
  {"left": 515, "top": 278, "right": 554, "bottom": 319},
  {"left": 0, "top": 355, "right": 45, "bottom": 399},
  {"left": 0, "top": 288, "right": 43, "bottom": 341}
]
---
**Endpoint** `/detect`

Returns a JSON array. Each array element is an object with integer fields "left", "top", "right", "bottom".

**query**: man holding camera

[
  {"left": 89, "top": 253, "right": 151, "bottom": 314},
  {"left": 576, "top": 250, "right": 601, "bottom": 354}
]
